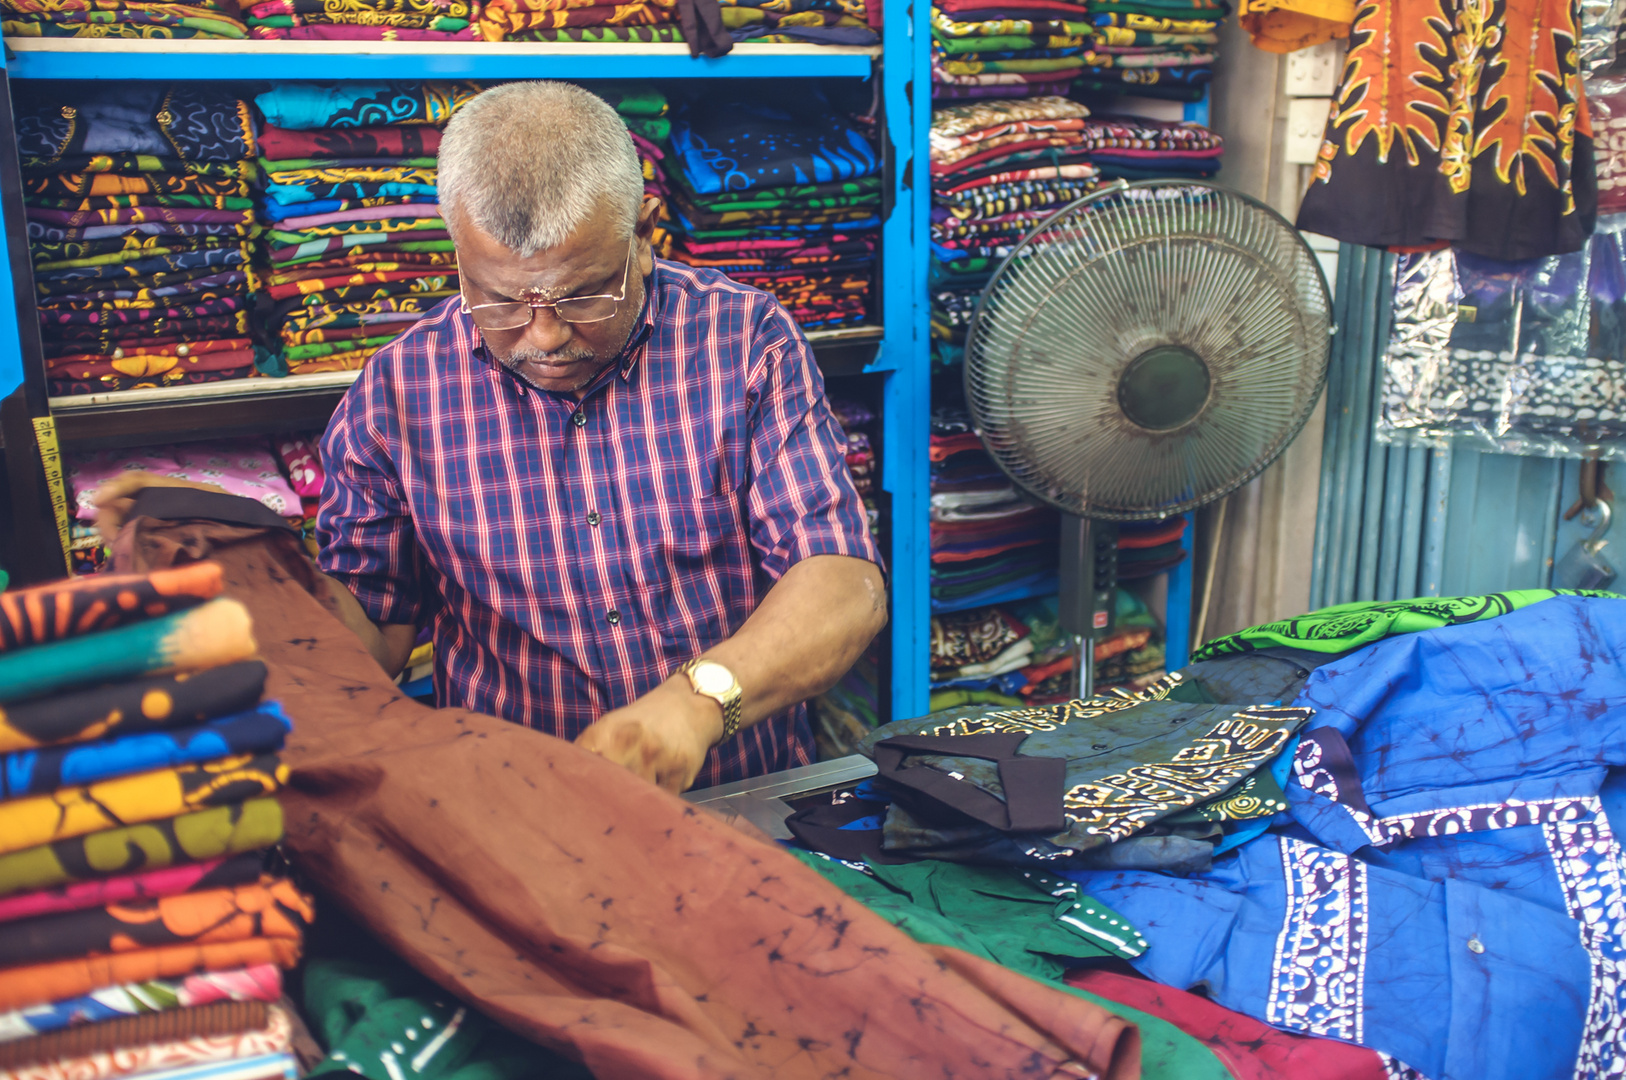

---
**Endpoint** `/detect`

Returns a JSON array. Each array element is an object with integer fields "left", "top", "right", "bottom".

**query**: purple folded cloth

[
  {"left": 931, "top": 81, "right": 1073, "bottom": 99},
  {"left": 26, "top": 207, "right": 254, "bottom": 227},
  {"left": 29, "top": 221, "right": 254, "bottom": 243},
  {"left": 273, "top": 202, "right": 446, "bottom": 231}
]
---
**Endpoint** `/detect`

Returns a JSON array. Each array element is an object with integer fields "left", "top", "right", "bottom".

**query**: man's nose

[{"left": 522, "top": 305, "right": 573, "bottom": 354}]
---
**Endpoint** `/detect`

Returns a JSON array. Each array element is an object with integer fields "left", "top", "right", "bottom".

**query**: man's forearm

[
  {"left": 690, "top": 553, "right": 887, "bottom": 727},
  {"left": 316, "top": 571, "right": 418, "bottom": 677}
]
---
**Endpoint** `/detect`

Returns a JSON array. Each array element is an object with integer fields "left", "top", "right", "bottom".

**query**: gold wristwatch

[{"left": 677, "top": 658, "right": 743, "bottom": 741}]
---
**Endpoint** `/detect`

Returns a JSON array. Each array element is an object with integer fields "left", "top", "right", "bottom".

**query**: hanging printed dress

[{"left": 1295, "top": 0, "right": 1598, "bottom": 259}]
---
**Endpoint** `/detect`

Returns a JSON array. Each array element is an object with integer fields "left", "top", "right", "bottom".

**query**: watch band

[{"left": 678, "top": 658, "right": 743, "bottom": 741}]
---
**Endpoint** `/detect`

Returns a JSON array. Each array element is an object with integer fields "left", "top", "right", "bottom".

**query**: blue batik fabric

[{"left": 1062, "top": 595, "right": 1626, "bottom": 1080}]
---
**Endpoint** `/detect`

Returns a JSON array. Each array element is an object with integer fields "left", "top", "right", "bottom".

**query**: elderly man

[{"left": 98, "top": 81, "right": 886, "bottom": 793}]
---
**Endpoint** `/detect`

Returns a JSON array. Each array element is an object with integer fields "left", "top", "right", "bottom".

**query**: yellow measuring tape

[{"left": 30, "top": 415, "right": 73, "bottom": 575}]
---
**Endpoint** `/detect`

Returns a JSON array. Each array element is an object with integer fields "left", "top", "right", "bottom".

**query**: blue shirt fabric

[{"left": 1061, "top": 596, "right": 1626, "bottom": 1080}]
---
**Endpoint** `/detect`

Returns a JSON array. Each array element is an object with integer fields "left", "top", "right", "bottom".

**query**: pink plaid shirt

[{"left": 317, "top": 260, "right": 882, "bottom": 787}]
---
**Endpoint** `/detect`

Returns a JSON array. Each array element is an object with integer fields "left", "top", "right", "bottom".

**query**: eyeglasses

[{"left": 460, "top": 239, "right": 636, "bottom": 331}]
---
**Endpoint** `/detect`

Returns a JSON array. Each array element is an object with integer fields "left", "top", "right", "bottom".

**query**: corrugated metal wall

[{"left": 1309, "top": 244, "right": 1575, "bottom": 609}]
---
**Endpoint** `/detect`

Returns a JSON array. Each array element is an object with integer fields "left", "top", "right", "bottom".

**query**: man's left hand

[{"left": 574, "top": 678, "right": 724, "bottom": 793}]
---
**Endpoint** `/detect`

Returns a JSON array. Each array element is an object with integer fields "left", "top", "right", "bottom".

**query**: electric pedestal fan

[{"left": 963, "top": 180, "right": 1334, "bottom": 696}]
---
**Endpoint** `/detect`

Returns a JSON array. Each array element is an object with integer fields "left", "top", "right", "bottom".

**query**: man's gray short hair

[{"left": 438, "top": 81, "right": 643, "bottom": 256}]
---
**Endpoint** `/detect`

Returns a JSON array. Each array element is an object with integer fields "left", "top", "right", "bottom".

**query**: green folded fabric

[{"left": 793, "top": 851, "right": 1232, "bottom": 1080}]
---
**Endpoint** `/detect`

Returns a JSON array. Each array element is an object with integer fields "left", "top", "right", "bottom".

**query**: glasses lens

[
  {"left": 554, "top": 296, "right": 619, "bottom": 324},
  {"left": 468, "top": 304, "right": 534, "bottom": 331}
]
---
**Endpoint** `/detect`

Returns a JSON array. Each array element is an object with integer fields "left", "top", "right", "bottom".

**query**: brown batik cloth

[{"left": 109, "top": 493, "right": 1140, "bottom": 1080}]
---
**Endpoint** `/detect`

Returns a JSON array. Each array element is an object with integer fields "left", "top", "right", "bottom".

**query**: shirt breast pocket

[{"left": 630, "top": 488, "right": 752, "bottom": 649}]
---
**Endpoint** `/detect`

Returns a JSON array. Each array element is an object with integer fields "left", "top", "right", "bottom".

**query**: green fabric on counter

[
  {"left": 1192, "top": 589, "right": 1623, "bottom": 661},
  {"left": 927, "top": 688, "right": 1023, "bottom": 711},
  {"left": 791, "top": 850, "right": 1231, "bottom": 1080},
  {"left": 304, "top": 956, "right": 591, "bottom": 1080}
]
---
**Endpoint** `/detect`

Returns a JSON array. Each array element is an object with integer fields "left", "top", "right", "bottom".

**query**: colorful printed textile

[
  {"left": 0, "top": 1000, "right": 270, "bottom": 1069},
  {"left": 253, "top": 83, "right": 480, "bottom": 131},
  {"left": 0, "top": 657, "right": 266, "bottom": 757},
  {"left": 69, "top": 443, "right": 300, "bottom": 521},
  {"left": 0, "top": 855, "right": 262, "bottom": 925},
  {"left": 0, "top": 566, "right": 221, "bottom": 654},
  {"left": 0, "top": 937, "right": 302, "bottom": 1013},
  {"left": 257, "top": 124, "right": 441, "bottom": 160},
  {"left": 0, "top": 754, "right": 286, "bottom": 857},
  {"left": 13, "top": 87, "right": 255, "bottom": 166},
  {"left": 0, "top": 879, "right": 310, "bottom": 969},
  {"left": 0, "top": 599, "right": 255, "bottom": 707},
  {"left": 668, "top": 94, "right": 879, "bottom": 194},
  {"left": 1193, "top": 590, "right": 1616, "bottom": 660},
  {"left": 0, "top": 704, "right": 290, "bottom": 799},
  {"left": 0, "top": 966, "right": 282, "bottom": 1044}
]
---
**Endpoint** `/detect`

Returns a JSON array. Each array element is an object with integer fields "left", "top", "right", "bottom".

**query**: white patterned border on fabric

[
  {"left": 1267, "top": 836, "right": 1369, "bottom": 1042},
  {"left": 1543, "top": 798, "right": 1626, "bottom": 1080}
]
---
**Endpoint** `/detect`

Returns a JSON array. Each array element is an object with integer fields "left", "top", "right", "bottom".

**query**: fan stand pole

[{"left": 1058, "top": 515, "right": 1118, "bottom": 701}]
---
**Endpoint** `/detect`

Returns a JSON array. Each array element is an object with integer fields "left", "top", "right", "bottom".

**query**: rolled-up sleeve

[
  {"left": 317, "top": 372, "right": 423, "bottom": 627},
  {"left": 744, "top": 303, "right": 885, "bottom": 582}
]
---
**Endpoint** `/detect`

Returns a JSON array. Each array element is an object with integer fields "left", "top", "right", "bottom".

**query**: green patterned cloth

[
  {"left": 792, "top": 850, "right": 1231, "bottom": 1080},
  {"left": 1193, "top": 589, "right": 1623, "bottom": 661}
]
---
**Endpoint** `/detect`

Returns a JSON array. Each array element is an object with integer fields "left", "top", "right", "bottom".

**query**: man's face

[{"left": 454, "top": 198, "right": 660, "bottom": 397}]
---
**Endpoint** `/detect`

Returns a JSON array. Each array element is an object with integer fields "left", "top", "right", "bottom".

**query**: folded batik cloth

[
  {"left": 0, "top": 566, "right": 222, "bottom": 655},
  {"left": 0, "top": 879, "right": 310, "bottom": 971},
  {"left": 930, "top": 605, "right": 1030, "bottom": 670},
  {"left": 254, "top": 82, "right": 480, "bottom": 130},
  {"left": 0, "top": 966, "right": 282, "bottom": 1044},
  {"left": 0, "top": 854, "right": 263, "bottom": 925},
  {"left": 931, "top": 6, "right": 1089, "bottom": 35},
  {"left": 0, "top": 936, "right": 303, "bottom": 1013},
  {"left": 0, "top": 705, "right": 291, "bottom": 799},
  {"left": 250, "top": 22, "right": 478, "bottom": 34},
  {"left": 668, "top": 91, "right": 879, "bottom": 195},
  {"left": 0, "top": 0, "right": 248, "bottom": 37},
  {"left": 0, "top": 1002, "right": 289, "bottom": 1079},
  {"left": 15, "top": 86, "right": 255, "bottom": 167},
  {"left": 503, "top": 20, "right": 682, "bottom": 36},
  {"left": 0, "top": 800, "right": 284, "bottom": 900},
  {"left": 477, "top": 0, "right": 672, "bottom": 34}
]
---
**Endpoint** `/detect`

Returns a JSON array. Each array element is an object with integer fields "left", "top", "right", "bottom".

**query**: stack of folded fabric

[
  {"left": 1075, "top": 0, "right": 1222, "bottom": 103},
  {"left": 811, "top": 646, "right": 881, "bottom": 758},
  {"left": 1117, "top": 515, "right": 1186, "bottom": 579},
  {"left": 829, "top": 396, "right": 881, "bottom": 538},
  {"left": 929, "top": 0, "right": 1093, "bottom": 101},
  {"left": 0, "top": 566, "right": 308, "bottom": 1080},
  {"left": 928, "top": 95, "right": 1096, "bottom": 366},
  {"left": 476, "top": 0, "right": 676, "bottom": 40},
  {"left": 721, "top": 0, "right": 877, "bottom": 45},
  {"left": 273, "top": 435, "right": 324, "bottom": 559},
  {"left": 1079, "top": 115, "right": 1221, "bottom": 180},
  {"left": 254, "top": 83, "right": 475, "bottom": 378},
  {"left": 930, "top": 409, "right": 1058, "bottom": 612},
  {"left": 0, "top": 0, "right": 248, "bottom": 37},
  {"left": 246, "top": 0, "right": 479, "bottom": 39},
  {"left": 667, "top": 89, "right": 880, "bottom": 330},
  {"left": 16, "top": 86, "right": 261, "bottom": 397},
  {"left": 589, "top": 84, "right": 678, "bottom": 259}
]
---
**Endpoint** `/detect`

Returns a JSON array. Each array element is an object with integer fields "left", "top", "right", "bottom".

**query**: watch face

[{"left": 693, "top": 661, "right": 735, "bottom": 695}]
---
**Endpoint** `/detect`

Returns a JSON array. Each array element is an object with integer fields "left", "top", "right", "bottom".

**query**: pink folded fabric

[
  {"left": 249, "top": 24, "right": 480, "bottom": 38},
  {"left": 273, "top": 203, "right": 445, "bottom": 231}
]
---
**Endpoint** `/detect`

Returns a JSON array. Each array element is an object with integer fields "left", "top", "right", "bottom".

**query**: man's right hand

[{"left": 91, "top": 471, "right": 229, "bottom": 544}]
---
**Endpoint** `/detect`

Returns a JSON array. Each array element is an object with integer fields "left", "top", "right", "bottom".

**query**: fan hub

[{"left": 1117, "top": 345, "right": 1210, "bottom": 432}]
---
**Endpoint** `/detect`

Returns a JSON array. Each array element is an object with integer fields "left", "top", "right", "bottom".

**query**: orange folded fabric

[{"left": 0, "top": 938, "right": 302, "bottom": 1012}]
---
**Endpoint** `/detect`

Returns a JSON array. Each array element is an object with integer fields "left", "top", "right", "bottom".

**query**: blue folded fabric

[
  {"left": 266, "top": 183, "right": 440, "bottom": 206},
  {"left": 0, "top": 701, "right": 292, "bottom": 799},
  {"left": 669, "top": 91, "right": 879, "bottom": 195},
  {"left": 261, "top": 195, "right": 440, "bottom": 223}
]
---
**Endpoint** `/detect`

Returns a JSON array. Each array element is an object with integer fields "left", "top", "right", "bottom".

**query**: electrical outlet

[
  {"left": 1284, "top": 40, "right": 1340, "bottom": 96},
  {"left": 1284, "top": 97, "right": 1331, "bottom": 164}
]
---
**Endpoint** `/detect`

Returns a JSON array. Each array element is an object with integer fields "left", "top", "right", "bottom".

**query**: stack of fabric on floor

[
  {"left": 720, "top": 0, "right": 877, "bottom": 45},
  {"left": 929, "top": 0, "right": 1092, "bottom": 101},
  {"left": 1079, "top": 115, "right": 1221, "bottom": 180},
  {"left": 0, "top": 0, "right": 248, "bottom": 37},
  {"left": 476, "top": 0, "right": 676, "bottom": 41},
  {"left": 1074, "top": 0, "right": 1221, "bottom": 103},
  {"left": 16, "top": 86, "right": 260, "bottom": 397},
  {"left": 0, "top": 566, "right": 308, "bottom": 1080},
  {"left": 254, "top": 83, "right": 474, "bottom": 378},
  {"left": 929, "top": 96, "right": 1097, "bottom": 367},
  {"left": 929, "top": 408, "right": 1058, "bottom": 612},
  {"left": 246, "top": 0, "right": 479, "bottom": 39},
  {"left": 666, "top": 88, "right": 880, "bottom": 330}
]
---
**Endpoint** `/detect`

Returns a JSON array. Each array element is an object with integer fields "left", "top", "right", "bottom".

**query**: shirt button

[
  {"left": 587, "top": 511, "right": 601, "bottom": 527},
  {"left": 572, "top": 411, "right": 586, "bottom": 428},
  {"left": 1467, "top": 936, "right": 1486, "bottom": 954},
  {"left": 606, "top": 609, "right": 621, "bottom": 625}
]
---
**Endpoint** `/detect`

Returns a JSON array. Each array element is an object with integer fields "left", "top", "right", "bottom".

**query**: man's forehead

[{"left": 467, "top": 236, "right": 624, "bottom": 299}]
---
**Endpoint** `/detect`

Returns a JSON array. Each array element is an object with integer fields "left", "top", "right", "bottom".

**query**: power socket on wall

[
  {"left": 1283, "top": 41, "right": 1341, "bottom": 97},
  {"left": 1284, "top": 97, "right": 1332, "bottom": 164}
]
